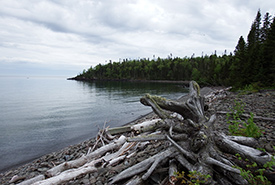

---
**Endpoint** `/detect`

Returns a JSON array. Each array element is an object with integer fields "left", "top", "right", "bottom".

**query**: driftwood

[
  {"left": 45, "top": 135, "right": 126, "bottom": 177},
  {"left": 17, "top": 81, "right": 274, "bottom": 185},
  {"left": 17, "top": 135, "right": 127, "bottom": 185},
  {"left": 109, "top": 81, "right": 274, "bottom": 184},
  {"left": 106, "top": 119, "right": 161, "bottom": 135},
  {"left": 17, "top": 175, "right": 45, "bottom": 185},
  {"left": 217, "top": 110, "right": 275, "bottom": 122}
]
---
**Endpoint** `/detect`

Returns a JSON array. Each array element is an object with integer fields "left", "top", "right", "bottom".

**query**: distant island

[{"left": 70, "top": 10, "right": 275, "bottom": 89}]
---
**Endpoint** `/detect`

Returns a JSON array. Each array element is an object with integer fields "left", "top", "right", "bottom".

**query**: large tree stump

[{"left": 110, "top": 81, "right": 274, "bottom": 185}]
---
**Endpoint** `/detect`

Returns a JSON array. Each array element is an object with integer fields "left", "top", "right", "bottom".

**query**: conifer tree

[
  {"left": 261, "top": 12, "right": 272, "bottom": 43},
  {"left": 262, "top": 17, "right": 275, "bottom": 85},
  {"left": 231, "top": 36, "right": 247, "bottom": 86},
  {"left": 246, "top": 10, "right": 262, "bottom": 83}
]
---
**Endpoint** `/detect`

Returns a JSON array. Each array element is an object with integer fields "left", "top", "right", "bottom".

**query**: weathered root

[
  {"left": 110, "top": 147, "right": 177, "bottom": 184},
  {"left": 124, "top": 175, "right": 143, "bottom": 185},
  {"left": 215, "top": 133, "right": 273, "bottom": 166},
  {"left": 166, "top": 135, "right": 197, "bottom": 160},
  {"left": 205, "top": 157, "right": 240, "bottom": 174},
  {"left": 174, "top": 155, "right": 193, "bottom": 171},
  {"left": 140, "top": 81, "right": 206, "bottom": 123},
  {"left": 224, "top": 135, "right": 258, "bottom": 147},
  {"left": 168, "top": 159, "right": 178, "bottom": 184}
]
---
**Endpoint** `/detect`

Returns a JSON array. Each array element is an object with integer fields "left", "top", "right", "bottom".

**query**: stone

[
  {"left": 89, "top": 177, "right": 97, "bottom": 184},
  {"left": 96, "top": 180, "right": 103, "bottom": 185},
  {"left": 37, "top": 168, "right": 48, "bottom": 172}
]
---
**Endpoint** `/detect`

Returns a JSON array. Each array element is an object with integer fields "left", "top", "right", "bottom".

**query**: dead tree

[{"left": 110, "top": 81, "right": 274, "bottom": 184}]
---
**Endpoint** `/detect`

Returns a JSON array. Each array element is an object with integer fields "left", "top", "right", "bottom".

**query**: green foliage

[
  {"left": 243, "top": 113, "right": 263, "bottom": 138},
  {"left": 263, "top": 155, "right": 275, "bottom": 171},
  {"left": 226, "top": 100, "right": 263, "bottom": 138},
  {"left": 238, "top": 82, "right": 261, "bottom": 95},
  {"left": 175, "top": 171, "right": 211, "bottom": 185},
  {"left": 226, "top": 100, "right": 245, "bottom": 136},
  {"left": 234, "top": 153, "right": 275, "bottom": 185}
]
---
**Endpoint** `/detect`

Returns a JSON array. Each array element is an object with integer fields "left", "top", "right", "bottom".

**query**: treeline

[{"left": 76, "top": 10, "right": 275, "bottom": 88}]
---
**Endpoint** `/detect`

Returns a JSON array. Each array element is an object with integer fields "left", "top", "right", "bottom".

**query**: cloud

[{"left": 0, "top": 0, "right": 274, "bottom": 76}]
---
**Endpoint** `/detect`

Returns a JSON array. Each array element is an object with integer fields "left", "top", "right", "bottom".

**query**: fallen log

[
  {"left": 106, "top": 119, "right": 161, "bottom": 135},
  {"left": 215, "top": 133, "right": 273, "bottom": 166},
  {"left": 110, "top": 147, "right": 177, "bottom": 184},
  {"left": 32, "top": 160, "right": 99, "bottom": 185},
  {"left": 45, "top": 135, "right": 126, "bottom": 177},
  {"left": 17, "top": 175, "right": 45, "bottom": 185},
  {"left": 22, "top": 136, "right": 129, "bottom": 185},
  {"left": 217, "top": 110, "right": 275, "bottom": 122}
]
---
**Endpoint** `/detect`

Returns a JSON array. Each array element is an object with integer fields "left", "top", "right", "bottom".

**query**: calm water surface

[{"left": 0, "top": 76, "right": 187, "bottom": 172}]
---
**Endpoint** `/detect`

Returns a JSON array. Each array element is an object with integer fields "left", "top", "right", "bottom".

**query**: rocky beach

[{"left": 0, "top": 88, "right": 274, "bottom": 185}]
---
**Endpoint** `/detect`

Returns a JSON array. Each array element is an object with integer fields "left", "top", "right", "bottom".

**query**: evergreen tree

[
  {"left": 261, "top": 12, "right": 272, "bottom": 43},
  {"left": 231, "top": 36, "right": 247, "bottom": 86},
  {"left": 246, "top": 10, "right": 262, "bottom": 83},
  {"left": 262, "top": 17, "right": 275, "bottom": 86}
]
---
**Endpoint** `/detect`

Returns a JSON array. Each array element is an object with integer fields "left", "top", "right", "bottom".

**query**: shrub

[{"left": 226, "top": 100, "right": 263, "bottom": 138}]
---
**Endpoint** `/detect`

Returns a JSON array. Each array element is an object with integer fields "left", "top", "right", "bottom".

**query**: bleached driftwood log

[
  {"left": 18, "top": 135, "right": 127, "bottom": 185},
  {"left": 32, "top": 160, "right": 99, "bottom": 185},
  {"left": 45, "top": 135, "right": 126, "bottom": 177},
  {"left": 17, "top": 175, "right": 45, "bottom": 185},
  {"left": 106, "top": 119, "right": 161, "bottom": 135}
]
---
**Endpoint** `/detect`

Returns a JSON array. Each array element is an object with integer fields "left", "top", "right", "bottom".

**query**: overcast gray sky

[{"left": 0, "top": 0, "right": 274, "bottom": 77}]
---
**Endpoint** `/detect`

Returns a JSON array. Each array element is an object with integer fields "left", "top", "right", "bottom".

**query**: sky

[{"left": 0, "top": 0, "right": 274, "bottom": 77}]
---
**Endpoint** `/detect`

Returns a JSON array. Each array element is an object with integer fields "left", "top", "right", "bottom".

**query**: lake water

[{"left": 0, "top": 76, "right": 187, "bottom": 172}]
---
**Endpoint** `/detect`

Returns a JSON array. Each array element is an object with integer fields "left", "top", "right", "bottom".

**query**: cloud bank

[{"left": 0, "top": 0, "right": 274, "bottom": 76}]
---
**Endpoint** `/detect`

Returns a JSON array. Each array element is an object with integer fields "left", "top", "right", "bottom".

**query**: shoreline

[
  {"left": 67, "top": 76, "right": 190, "bottom": 85},
  {"left": 1, "top": 89, "right": 274, "bottom": 184}
]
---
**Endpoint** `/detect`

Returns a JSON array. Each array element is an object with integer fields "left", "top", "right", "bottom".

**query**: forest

[{"left": 74, "top": 10, "right": 275, "bottom": 88}]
